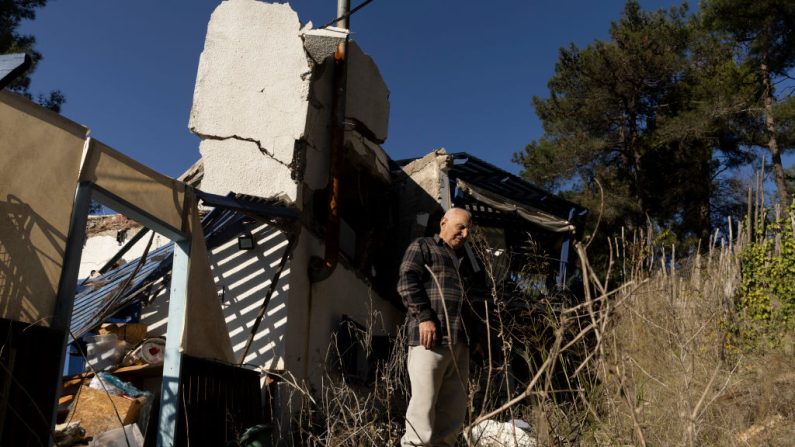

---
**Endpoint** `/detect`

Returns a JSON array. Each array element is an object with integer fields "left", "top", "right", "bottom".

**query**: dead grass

[
  {"left": 282, "top": 211, "right": 795, "bottom": 446},
  {"left": 583, "top": 219, "right": 795, "bottom": 447}
]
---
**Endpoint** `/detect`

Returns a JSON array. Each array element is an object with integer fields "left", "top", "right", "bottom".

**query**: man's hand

[{"left": 419, "top": 320, "right": 436, "bottom": 349}]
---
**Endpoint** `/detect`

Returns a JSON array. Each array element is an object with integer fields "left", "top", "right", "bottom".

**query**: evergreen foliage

[
  {"left": 702, "top": 0, "right": 795, "bottom": 207},
  {"left": 1, "top": 0, "right": 63, "bottom": 111},
  {"left": 516, "top": 0, "right": 795, "bottom": 259}
]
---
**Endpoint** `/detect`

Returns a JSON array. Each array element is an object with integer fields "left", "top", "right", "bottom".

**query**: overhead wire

[{"left": 320, "top": 0, "right": 377, "bottom": 29}]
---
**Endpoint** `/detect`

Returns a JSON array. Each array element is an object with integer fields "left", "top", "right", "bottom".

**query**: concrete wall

[
  {"left": 189, "top": 0, "right": 309, "bottom": 202},
  {"left": 188, "top": 0, "right": 402, "bottom": 394},
  {"left": 282, "top": 230, "right": 404, "bottom": 386},
  {"left": 394, "top": 149, "right": 451, "bottom": 245},
  {"left": 79, "top": 229, "right": 170, "bottom": 279}
]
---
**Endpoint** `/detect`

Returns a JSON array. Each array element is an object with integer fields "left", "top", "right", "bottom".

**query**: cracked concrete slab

[
  {"left": 346, "top": 130, "right": 391, "bottom": 182},
  {"left": 189, "top": 1, "right": 392, "bottom": 210},
  {"left": 199, "top": 138, "right": 296, "bottom": 202},
  {"left": 301, "top": 26, "right": 348, "bottom": 64},
  {"left": 189, "top": 0, "right": 310, "bottom": 169}
]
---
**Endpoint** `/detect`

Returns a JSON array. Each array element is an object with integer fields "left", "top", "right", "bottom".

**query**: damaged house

[{"left": 0, "top": 0, "right": 586, "bottom": 444}]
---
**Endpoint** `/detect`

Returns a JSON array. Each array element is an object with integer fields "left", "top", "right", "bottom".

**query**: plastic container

[
  {"left": 85, "top": 333, "right": 123, "bottom": 371},
  {"left": 140, "top": 337, "right": 165, "bottom": 365}
]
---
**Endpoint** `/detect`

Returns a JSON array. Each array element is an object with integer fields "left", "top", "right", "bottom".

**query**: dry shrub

[
  {"left": 281, "top": 305, "right": 411, "bottom": 446},
  {"left": 587, "top": 217, "right": 795, "bottom": 446},
  {"left": 283, "top": 205, "right": 795, "bottom": 446}
]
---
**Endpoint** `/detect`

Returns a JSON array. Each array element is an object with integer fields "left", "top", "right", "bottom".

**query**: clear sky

[{"left": 20, "top": 0, "right": 688, "bottom": 178}]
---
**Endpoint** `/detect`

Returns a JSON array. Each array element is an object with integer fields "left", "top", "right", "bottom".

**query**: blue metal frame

[
  {"left": 158, "top": 239, "right": 190, "bottom": 447},
  {"left": 91, "top": 185, "right": 186, "bottom": 242},
  {"left": 52, "top": 182, "right": 94, "bottom": 332},
  {"left": 45, "top": 144, "right": 300, "bottom": 445},
  {"left": 49, "top": 181, "right": 93, "bottom": 442},
  {"left": 556, "top": 207, "right": 577, "bottom": 287},
  {"left": 50, "top": 182, "right": 192, "bottom": 446},
  {"left": 87, "top": 187, "right": 192, "bottom": 446}
]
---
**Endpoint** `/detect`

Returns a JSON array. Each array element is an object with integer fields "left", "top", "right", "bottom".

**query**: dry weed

[{"left": 281, "top": 207, "right": 794, "bottom": 446}]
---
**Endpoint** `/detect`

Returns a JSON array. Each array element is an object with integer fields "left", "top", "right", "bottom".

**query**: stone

[{"left": 345, "top": 130, "right": 391, "bottom": 182}]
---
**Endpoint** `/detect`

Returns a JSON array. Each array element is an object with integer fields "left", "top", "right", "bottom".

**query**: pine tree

[
  {"left": 703, "top": 0, "right": 795, "bottom": 207},
  {"left": 515, "top": 1, "right": 752, "bottom": 247},
  {"left": 1, "top": 0, "right": 63, "bottom": 111}
]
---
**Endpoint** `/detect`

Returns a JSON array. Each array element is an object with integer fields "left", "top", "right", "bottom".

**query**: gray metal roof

[
  {"left": 70, "top": 242, "right": 173, "bottom": 341},
  {"left": 69, "top": 192, "right": 297, "bottom": 342}
]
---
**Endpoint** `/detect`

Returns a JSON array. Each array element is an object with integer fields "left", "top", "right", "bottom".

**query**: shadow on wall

[
  {"left": 0, "top": 195, "right": 65, "bottom": 324},
  {"left": 141, "top": 223, "right": 290, "bottom": 369}
]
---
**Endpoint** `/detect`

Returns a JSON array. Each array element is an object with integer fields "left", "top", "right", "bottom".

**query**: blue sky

[{"left": 21, "top": 0, "right": 688, "bottom": 178}]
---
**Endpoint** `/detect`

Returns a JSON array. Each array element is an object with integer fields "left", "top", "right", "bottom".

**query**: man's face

[{"left": 439, "top": 209, "right": 471, "bottom": 250}]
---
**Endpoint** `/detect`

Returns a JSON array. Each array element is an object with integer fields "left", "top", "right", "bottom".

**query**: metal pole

[
  {"left": 48, "top": 181, "right": 92, "bottom": 445},
  {"left": 308, "top": 17, "right": 349, "bottom": 283},
  {"left": 556, "top": 207, "right": 577, "bottom": 287},
  {"left": 336, "top": 0, "right": 350, "bottom": 29},
  {"left": 157, "top": 238, "right": 191, "bottom": 447}
]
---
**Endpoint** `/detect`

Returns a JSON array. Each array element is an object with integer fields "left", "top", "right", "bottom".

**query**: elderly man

[{"left": 398, "top": 207, "right": 479, "bottom": 446}]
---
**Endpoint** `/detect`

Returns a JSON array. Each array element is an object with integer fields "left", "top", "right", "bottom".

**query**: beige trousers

[{"left": 401, "top": 343, "right": 469, "bottom": 446}]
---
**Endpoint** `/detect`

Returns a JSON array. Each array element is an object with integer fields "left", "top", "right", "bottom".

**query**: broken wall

[
  {"left": 80, "top": 225, "right": 171, "bottom": 279},
  {"left": 394, "top": 149, "right": 451, "bottom": 243},
  {"left": 188, "top": 0, "right": 401, "bottom": 391},
  {"left": 189, "top": 0, "right": 306, "bottom": 202}
]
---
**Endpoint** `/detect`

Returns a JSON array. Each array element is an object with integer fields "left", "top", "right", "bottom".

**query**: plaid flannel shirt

[{"left": 398, "top": 235, "right": 479, "bottom": 346}]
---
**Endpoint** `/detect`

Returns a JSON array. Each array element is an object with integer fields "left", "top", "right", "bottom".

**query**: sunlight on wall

[{"left": 140, "top": 223, "right": 290, "bottom": 369}]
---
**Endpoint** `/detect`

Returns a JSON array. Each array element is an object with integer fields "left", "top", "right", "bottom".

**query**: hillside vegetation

[{"left": 287, "top": 197, "right": 795, "bottom": 446}]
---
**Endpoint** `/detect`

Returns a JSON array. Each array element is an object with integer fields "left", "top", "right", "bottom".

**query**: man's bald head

[
  {"left": 439, "top": 207, "right": 471, "bottom": 250},
  {"left": 443, "top": 207, "right": 471, "bottom": 221}
]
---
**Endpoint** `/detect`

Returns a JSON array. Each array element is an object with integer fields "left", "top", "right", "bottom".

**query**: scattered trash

[
  {"left": 470, "top": 419, "right": 536, "bottom": 447},
  {"left": 89, "top": 372, "right": 146, "bottom": 397},
  {"left": 68, "top": 385, "right": 147, "bottom": 438},
  {"left": 99, "top": 322, "right": 148, "bottom": 345},
  {"left": 89, "top": 423, "right": 144, "bottom": 447},
  {"left": 122, "top": 336, "right": 166, "bottom": 366},
  {"left": 509, "top": 418, "right": 532, "bottom": 431},
  {"left": 54, "top": 421, "right": 89, "bottom": 446}
]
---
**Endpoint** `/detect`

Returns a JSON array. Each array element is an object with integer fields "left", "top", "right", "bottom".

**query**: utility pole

[{"left": 336, "top": 0, "right": 350, "bottom": 29}]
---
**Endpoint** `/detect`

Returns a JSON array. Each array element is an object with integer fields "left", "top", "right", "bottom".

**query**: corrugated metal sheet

[
  {"left": 69, "top": 194, "right": 295, "bottom": 342},
  {"left": 70, "top": 242, "right": 173, "bottom": 340},
  {"left": 394, "top": 152, "right": 587, "bottom": 223}
]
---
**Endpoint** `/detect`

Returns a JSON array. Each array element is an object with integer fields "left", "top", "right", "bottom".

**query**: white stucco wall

[
  {"left": 189, "top": 0, "right": 310, "bottom": 201},
  {"left": 282, "top": 229, "right": 404, "bottom": 386},
  {"left": 188, "top": 1, "right": 402, "bottom": 398},
  {"left": 198, "top": 138, "right": 297, "bottom": 202},
  {"left": 79, "top": 230, "right": 170, "bottom": 279}
]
